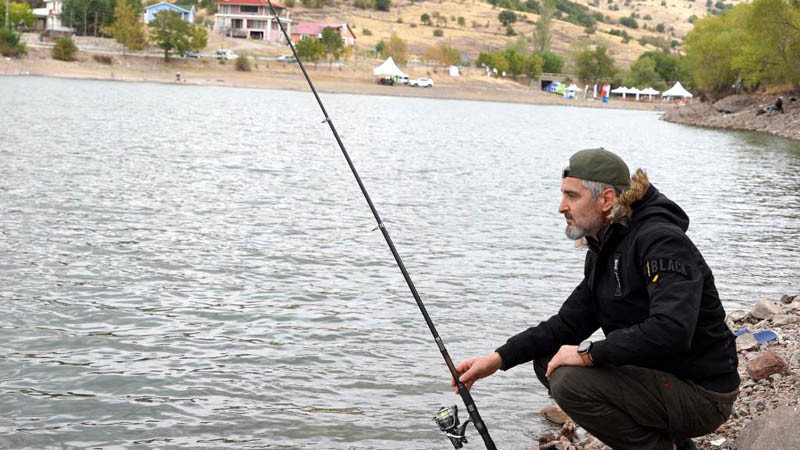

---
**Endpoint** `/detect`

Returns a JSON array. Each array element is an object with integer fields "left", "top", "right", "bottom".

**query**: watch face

[{"left": 578, "top": 341, "right": 591, "bottom": 353}]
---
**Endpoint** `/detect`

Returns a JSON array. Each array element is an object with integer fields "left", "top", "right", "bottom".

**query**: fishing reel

[{"left": 434, "top": 405, "right": 472, "bottom": 449}]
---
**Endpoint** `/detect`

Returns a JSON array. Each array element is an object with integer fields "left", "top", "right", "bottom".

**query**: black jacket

[{"left": 496, "top": 183, "right": 740, "bottom": 392}]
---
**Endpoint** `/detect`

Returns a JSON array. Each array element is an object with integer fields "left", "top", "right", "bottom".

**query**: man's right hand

[{"left": 451, "top": 352, "right": 503, "bottom": 393}]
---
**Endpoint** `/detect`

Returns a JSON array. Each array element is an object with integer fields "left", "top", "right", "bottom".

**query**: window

[{"left": 241, "top": 5, "right": 258, "bottom": 13}]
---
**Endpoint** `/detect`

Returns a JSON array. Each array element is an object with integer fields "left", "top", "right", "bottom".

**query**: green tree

[
  {"left": 296, "top": 37, "right": 324, "bottom": 67},
  {"left": 498, "top": 10, "right": 517, "bottom": 26},
  {"left": 503, "top": 48, "right": 524, "bottom": 76},
  {"left": 539, "top": 50, "right": 564, "bottom": 73},
  {"left": 506, "top": 35, "right": 529, "bottom": 55},
  {"left": 420, "top": 12, "right": 431, "bottom": 25},
  {"left": 106, "top": 0, "right": 146, "bottom": 53},
  {"left": 149, "top": 10, "right": 190, "bottom": 61},
  {"left": 623, "top": 55, "right": 665, "bottom": 89},
  {"left": 457, "top": 16, "right": 465, "bottom": 26},
  {"left": 684, "top": 7, "right": 747, "bottom": 94},
  {"left": 0, "top": 2, "right": 34, "bottom": 29},
  {"left": 524, "top": 52, "right": 544, "bottom": 79},
  {"left": 321, "top": 26, "right": 344, "bottom": 68},
  {"left": 383, "top": 33, "right": 407, "bottom": 65},
  {"left": 52, "top": 37, "right": 78, "bottom": 61},
  {"left": 424, "top": 43, "right": 461, "bottom": 67},
  {"left": 0, "top": 28, "right": 26, "bottom": 57},
  {"left": 534, "top": 0, "right": 554, "bottom": 53},
  {"left": 374, "top": 0, "right": 391, "bottom": 11},
  {"left": 476, "top": 51, "right": 509, "bottom": 75},
  {"left": 375, "top": 39, "right": 385, "bottom": 56},
  {"left": 190, "top": 23, "right": 208, "bottom": 51},
  {"left": 574, "top": 45, "right": 616, "bottom": 83}
]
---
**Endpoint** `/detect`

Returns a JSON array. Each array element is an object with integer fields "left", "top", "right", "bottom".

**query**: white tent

[
  {"left": 662, "top": 82, "right": 693, "bottom": 98},
  {"left": 611, "top": 86, "right": 630, "bottom": 99},
  {"left": 449, "top": 65, "right": 460, "bottom": 77},
  {"left": 640, "top": 87, "right": 660, "bottom": 101},
  {"left": 373, "top": 57, "right": 408, "bottom": 78},
  {"left": 564, "top": 83, "right": 581, "bottom": 99},
  {"left": 628, "top": 87, "right": 642, "bottom": 101}
]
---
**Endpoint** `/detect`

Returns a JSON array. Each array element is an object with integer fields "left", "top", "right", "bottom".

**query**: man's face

[{"left": 558, "top": 177, "right": 609, "bottom": 240}]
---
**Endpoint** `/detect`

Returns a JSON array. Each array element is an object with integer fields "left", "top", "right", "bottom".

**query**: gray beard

[{"left": 565, "top": 224, "right": 588, "bottom": 240}]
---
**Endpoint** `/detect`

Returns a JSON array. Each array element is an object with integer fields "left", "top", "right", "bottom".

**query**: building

[
  {"left": 33, "top": 0, "right": 73, "bottom": 36},
  {"left": 291, "top": 22, "right": 356, "bottom": 46},
  {"left": 214, "top": 0, "right": 292, "bottom": 42},
  {"left": 144, "top": 2, "right": 196, "bottom": 24}
]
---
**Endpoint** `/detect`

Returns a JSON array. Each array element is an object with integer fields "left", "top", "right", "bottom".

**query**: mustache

[{"left": 564, "top": 213, "right": 574, "bottom": 220}]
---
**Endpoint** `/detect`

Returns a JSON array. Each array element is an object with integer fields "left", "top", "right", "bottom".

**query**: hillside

[{"left": 276, "top": 0, "right": 745, "bottom": 68}]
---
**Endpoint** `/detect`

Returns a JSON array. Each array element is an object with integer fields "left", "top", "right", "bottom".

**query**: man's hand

[
  {"left": 545, "top": 345, "right": 591, "bottom": 378},
  {"left": 451, "top": 352, "right": 503, "bottom": 393}
]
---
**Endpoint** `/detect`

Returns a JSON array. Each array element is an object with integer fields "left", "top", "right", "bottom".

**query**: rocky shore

[
  {"left": 661, "top": 94, "right": 800, "bottom": 142},
  {"left": 528, "top": 293, "right": 800, "bottom": 450}
]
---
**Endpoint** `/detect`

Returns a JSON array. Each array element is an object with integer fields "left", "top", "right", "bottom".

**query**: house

[
  {"left": 32, "top": 0, "right": 73, "bottom": 36},
  {"left": 144, "top": 2, "right": 196, "bottom": 24},
  {"left": 291, "top": 22, "right": 356, "bottom": 46},
  {"left": 214, "top": 0, "right": 292, "bottom": 42}
]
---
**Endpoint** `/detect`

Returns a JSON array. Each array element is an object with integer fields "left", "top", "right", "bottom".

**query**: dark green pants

[{"left": 533, "top": 357, "right": 735, "bottom": 450}]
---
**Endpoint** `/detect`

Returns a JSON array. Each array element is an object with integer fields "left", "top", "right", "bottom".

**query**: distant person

[
  {"left": 452, "top": 148, "right": 739, "bottom": 450},
  {"left": 775, "top": 96, "right": 784, "bottom": 114}
]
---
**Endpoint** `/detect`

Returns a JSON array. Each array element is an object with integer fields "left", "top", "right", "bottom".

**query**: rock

[
  {"left": 541, "top": 404, "right": 570, "bottom": 425},
  {"left": 729, "top": 310, "right": 748, "bottom": 322},
  {"left": 751, "top": 300, "right": 781, "bottom": 320},
  {"left": 772, "top": 313, "right": 799, "bottom": 327},
  {"left": 714, "top": 94, "right": 755, "bottom": 113},
  {"left": 737, "top": 333, "right": 759, "bottom": 352},
  {"left": 539, "top": 432, "right": 557, "bottom": 445},
  {"left": 736, "top": 405, "right": 800, "bottom": 450},
  {"left": 746, "top": 351, "right": 790, "bottom": 380},
  {"left": 780, "top": 294, "right": 793, "bottom": 304}
]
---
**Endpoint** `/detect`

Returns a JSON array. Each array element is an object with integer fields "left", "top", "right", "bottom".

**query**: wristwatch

[{"left": 577, "top": 340, "right": 593, "bottom": 366}]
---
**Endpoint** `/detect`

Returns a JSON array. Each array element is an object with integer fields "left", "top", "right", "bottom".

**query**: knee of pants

[{"left": 549, "top": 365, "right": 591, "bottom": 407}]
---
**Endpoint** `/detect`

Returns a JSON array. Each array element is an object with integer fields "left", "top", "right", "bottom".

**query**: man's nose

[{"left": 558, "top": 198, "right": 569, "bottom": 214}]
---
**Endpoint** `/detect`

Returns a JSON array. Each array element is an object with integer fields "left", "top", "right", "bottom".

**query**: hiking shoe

[{"left": 673, "top": 437, "right": 696, "bottom": 450}]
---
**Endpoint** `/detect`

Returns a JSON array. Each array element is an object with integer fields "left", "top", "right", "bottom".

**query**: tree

[
  {"left": 457, "top": 16, "right": 465, "bottom": 26},
  {"left": 296, "top": 37, "right": 324, "bottom": 67},
  {"left": 684, "top": 7, "right": 747, "bottom": 94},
  {"left": 575, "top": 45, "right": 616, "bottom": 83},
  {"left": 624, "top": 55, "right": 665, "bottom": 90},
  {"left": 534, "top": 0, "right": 554, "bottom": 53},
  {"left": 476, "top": 51, "right": 509, "bottom": 75},
  {"left": 61, "top": 0, "right": 116, "bottom": 36},
  {"left": 0, "top": 2, "right": 33, "bottom": 29},
  {"left": 506, "top": 35, "right": 529, "bottom": 56},
  {"left": 106, "top": 0, "right": 146, "bottom": 53},
  {"left": 539, "top": 50, "right": 564, "bottom": 73},
  {"left": 375, "top": 39, "right": 385, "bottom": 56},
  {"left": 498, "top": 10, "right": 517, "bottom": 26},
  {"left": 149, "top": 10, "right": 190, "bottom": 61},
  {"left": 374, "top": 0, "right": 391, "bottom": 11},
  {"left": 0, "top": 28, "right": 26, "bottom": 57},
  {"left": 525, "top": 52, "right": 544, "bottom": 79},
  {"left": 420, "top": 12, "right": 431, "bottom": 25},
  {"left": 503, "top": 48, "right": 524, "bottom": 77},
  {"left": 52, "top": 37, "right": 78, "bottom": 60},
  {"left": 320, "top": 26, "right": 344, "bottom": 69},
  {"left": 424, "top": 44, "right": 461, "bottom": 68},
  {"left": 383, "top": 33, "right": 407, "bottom": 65},
  {"left": 190, "top": 23, "right": 207, "bottom": 51}
]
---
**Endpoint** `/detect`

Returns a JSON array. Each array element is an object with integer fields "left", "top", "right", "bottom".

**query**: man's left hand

[{"left": 545, "top": 345, "right": 591, "bottom": 378}]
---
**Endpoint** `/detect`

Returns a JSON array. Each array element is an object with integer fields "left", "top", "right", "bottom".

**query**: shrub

[
  {"left": 457, "top": 16, "right": 465, "bottom": 26},
  {"left": 433, "top": 28, "right": 444, "bottom": 37},
  {"left": 0, "top": 29, "right": 26, "bottom": 57},
  {"left": 374, "top": 0, "right": 391, "bottom": 11},
  {"left": 688, "top": 14, "right": 698, "bottom": 23},
  {"left": 362, "top": 28, "right": 373, "bottom": 36},
  {"left": 52, "top": 38, "right": 78, "bottom": 61},
  {"left": 354, "top": 0, "right": 371, "bottom": 8},
  {"left": 284, "top": 0, "right": 295, "bottom": 5},
  {"left": 235, "top": 55, "right": 252, "bottom": 71},
  {"left": 93, "top": 54, "right": 113, "bottom": 64},
  {"left": 619, "top": 16, "right": 638, "bottom": 29}
]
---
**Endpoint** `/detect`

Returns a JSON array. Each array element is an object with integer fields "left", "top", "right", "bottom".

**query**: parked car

[
  {"left": 215, "top": 49, "right": 238, "bottom": 60},
  {"left": 180, "top": 50, "right": 200, "bottom": 58},
  {"left": 409, "top": 78, "right": 434, "bottom": 88},
  {"left": 276, "top": 54, "right": 297, "bottom": 63},
  {"left": 397, "top": 75, "right": 409, "bottom": 85}
]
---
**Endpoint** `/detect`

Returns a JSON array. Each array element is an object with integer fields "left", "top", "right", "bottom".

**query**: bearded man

[{"left": 453, "top": 148, "right": 739, "bottom": 450}]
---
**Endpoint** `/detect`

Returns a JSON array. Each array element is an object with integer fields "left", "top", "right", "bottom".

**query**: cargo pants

[{"left": 533, "top": 357, "right": 737, "bottom": 450}]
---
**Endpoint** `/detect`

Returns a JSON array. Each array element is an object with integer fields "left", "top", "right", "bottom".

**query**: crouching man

[{"left": 453, "top": 149, "right": 739, "bottom": 450}]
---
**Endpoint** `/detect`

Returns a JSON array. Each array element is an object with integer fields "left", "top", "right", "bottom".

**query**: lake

[{"left": 1, "top": 76, "right": 799, "bottom": 449}]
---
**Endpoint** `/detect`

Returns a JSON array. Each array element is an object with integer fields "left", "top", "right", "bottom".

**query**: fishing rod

[{"left": 265, "top": 2, "right": 497, "bottom": 449}]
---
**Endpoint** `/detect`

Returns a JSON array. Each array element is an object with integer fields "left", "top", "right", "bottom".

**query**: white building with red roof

[
  {"left": 215, "top": 0, "right": 292, "bottom": 42},
  {"left": 291, "top": 22, "right": 356, "bottom": 46}
]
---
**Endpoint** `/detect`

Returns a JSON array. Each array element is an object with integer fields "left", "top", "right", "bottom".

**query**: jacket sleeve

[
  {"left": 495, "top": 275, "right": 599, "bottom": 371},
  {"left": 590, "top": 230, "right": 702, "bottom": 366}
]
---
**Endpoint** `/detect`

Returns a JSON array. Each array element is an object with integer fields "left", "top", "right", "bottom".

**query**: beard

[{"left": 564, "top": 213, "right": 605, "bottom": 240}]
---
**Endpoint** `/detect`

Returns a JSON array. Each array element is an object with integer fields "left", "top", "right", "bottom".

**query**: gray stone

[
  {"left": 713, "top": 94, "right": 755, "bottom": 113},
  {"left": 729, "top": 310, "right": 748, "bottom": 322},
  {"left": 737, "top": 333, "right": 759, "bottom": 352},
  {"left": 540, "top": 404, "right": 569, "bottom": 425},
  {"left": 780, "top": 294, "right": 793, "bottom": 304},
  {"left": 751, "top": 300, "right": 781, "bottom": 320},
  {"left": 772, "top": 313, "right": 799, "bottom": 327},
  {"left": 736, "top": 405, "right": 800, "bottom": 450}
]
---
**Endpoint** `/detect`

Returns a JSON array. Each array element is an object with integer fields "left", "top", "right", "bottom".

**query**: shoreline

[{"left": 3, "top": 47, "right": 670, "bottom": 111}]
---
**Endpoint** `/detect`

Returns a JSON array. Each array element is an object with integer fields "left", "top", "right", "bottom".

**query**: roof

[
  {"left": 218, "top": 0, "right": 286, "bottom": 7},
  {"left": 145, "top": 1, "right": 194, "bottom": 13},
  {"left": 292, "top": 22, "right": 356, "bottom": 39}
]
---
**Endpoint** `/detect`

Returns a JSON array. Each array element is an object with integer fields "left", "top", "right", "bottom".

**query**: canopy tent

[
  {"left": 611, "top": 86, "right": 630, "bottom": 99},
  {"left": 640, "top": 87, "right": 660, "bottom": 100},
  {"left": 564, "top": 83, "right": 581, "bottom": 99},
  {"left": 373, "top": 57, "right": 408, "bottom": 78},
  {"left": 628, "top": 87, "right": 642, "bottom": 101},
  {"left": 662, "top": 82, "right": 693, "bottom": 98}
]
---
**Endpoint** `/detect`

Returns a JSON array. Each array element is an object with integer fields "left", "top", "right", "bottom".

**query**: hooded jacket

[{"left": 496, "top": 171, "right": 740, "bottom": 393}]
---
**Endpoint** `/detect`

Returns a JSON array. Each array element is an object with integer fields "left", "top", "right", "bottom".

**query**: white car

[
  {"left": 409, "top": 78, "right": 434, "bottom": 88},
  {"left": 215, "top": 49, "right": 238, "bottom": 60},
  {"left": 276, "top": 55, "right": 297, "bottom": 63}
]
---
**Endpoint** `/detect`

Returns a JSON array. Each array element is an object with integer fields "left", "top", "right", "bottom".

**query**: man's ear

[{"left": 600, "top": 188, "right": 616, "bottom": 213}]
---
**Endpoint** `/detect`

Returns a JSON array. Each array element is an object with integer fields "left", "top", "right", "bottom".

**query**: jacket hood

[{"left": 617, "top": 169, "right": 690, "bottom": 232}]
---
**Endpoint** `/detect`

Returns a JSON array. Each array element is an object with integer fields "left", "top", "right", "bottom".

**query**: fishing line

[{"left": 264, "top": 2, "right": 497, "bottom": 448}]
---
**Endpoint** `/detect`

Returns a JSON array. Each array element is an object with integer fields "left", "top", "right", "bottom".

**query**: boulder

[
  {"left": 736, "top": 405, "right": 800, "bottom": 450},
  {"left": 746, "top": 351, "right": 790, "bottom": 380},
  {"left": 540, "top": 404, "right": 570, "bottom": 425},
  {"left": 772, "top": 314, "right": 799, "bottom": 327},
  {"left": 736, "top": 333, "right": 759, "bottom": 352},
  {"left": 751, "top": 300, "right": 781, "bottom": 320},
  {"left": 713, "top": 94, "right": 755, "bottom": 114},
  {"left": 779, "top": 294, "right": 793, "bottom": 304},
  {"left": 728, "top": 310, "right": 748, "bottom": 323}
]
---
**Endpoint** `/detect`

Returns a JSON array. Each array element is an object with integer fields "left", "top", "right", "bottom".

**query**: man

[{"left": 453, "top": 149, "right": 739, "bottom": 450}]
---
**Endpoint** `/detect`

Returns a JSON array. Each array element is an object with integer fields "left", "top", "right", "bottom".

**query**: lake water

[{"left": 1, "top": 76, "right": 799, "bottom": 449}]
